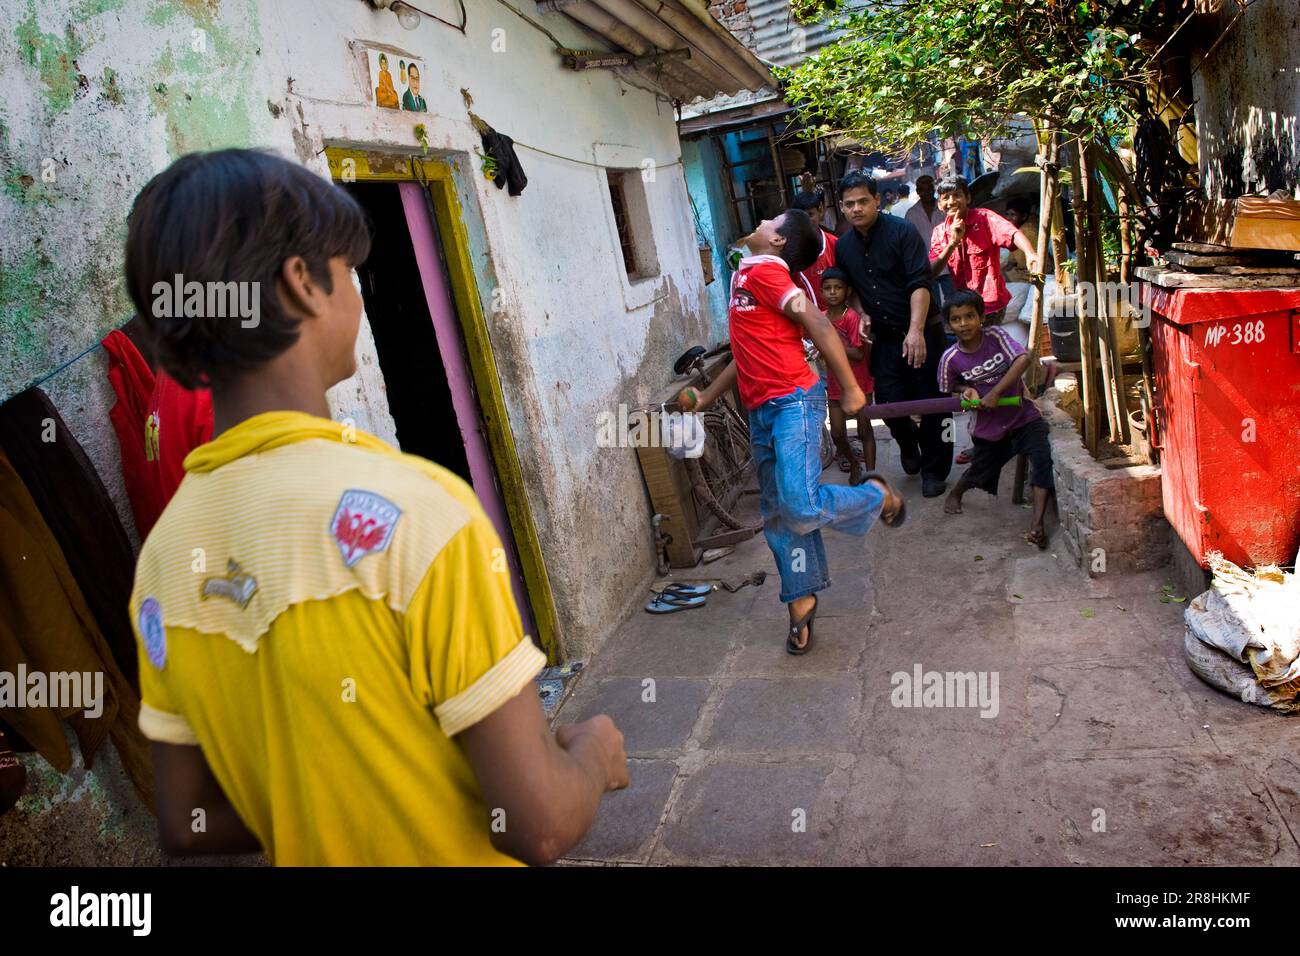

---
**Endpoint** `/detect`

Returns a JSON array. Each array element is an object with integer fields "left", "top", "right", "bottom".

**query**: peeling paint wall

[
  {"left": 1194, "top": 0, "right": 1300, "bottom": 199},
  {"left": 1, "top": 0, "right": 710, "bottom": 859}
]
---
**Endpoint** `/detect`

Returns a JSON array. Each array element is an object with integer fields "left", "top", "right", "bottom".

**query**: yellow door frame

[{"left": 326, "top": 147, "right": 559, "bottom": 662}]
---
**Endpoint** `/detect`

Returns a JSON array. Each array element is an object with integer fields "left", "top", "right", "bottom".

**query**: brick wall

[{"left": 1043, "top": 392, "right": 1171, "bottom": 577}]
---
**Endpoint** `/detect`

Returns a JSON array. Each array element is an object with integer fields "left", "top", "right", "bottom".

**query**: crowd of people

[{"left": 679, "top": 168, "right": 1056, "bottom": 655}]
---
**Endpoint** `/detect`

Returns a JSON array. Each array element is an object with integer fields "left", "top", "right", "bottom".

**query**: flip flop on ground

[
  {"left": 659, "top": 582, "right": 713, "bottom": 599},
  {"left": 645, "top": 592, "right": 707, "bottom": 614}
]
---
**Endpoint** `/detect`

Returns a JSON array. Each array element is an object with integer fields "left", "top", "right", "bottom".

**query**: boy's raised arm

[{"left": 784, "top": 290, "right": 864, "bottom": 414}]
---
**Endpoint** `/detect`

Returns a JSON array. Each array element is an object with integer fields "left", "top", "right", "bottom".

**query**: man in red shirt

[
  {"left": 929, "top": 176, "right": 1039, "bottom": 325},
  {"left": 679, "top": 209, "right": 904, "bottom": 656}
]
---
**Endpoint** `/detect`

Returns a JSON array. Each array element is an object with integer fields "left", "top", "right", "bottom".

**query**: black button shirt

[{"left": 834, "top": 213, "right": 940, "bottom": 331}]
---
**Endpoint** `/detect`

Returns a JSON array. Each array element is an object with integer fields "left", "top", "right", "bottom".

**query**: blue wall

[{"left": 682, "top": 137, "right": 734, "bottom": 344}]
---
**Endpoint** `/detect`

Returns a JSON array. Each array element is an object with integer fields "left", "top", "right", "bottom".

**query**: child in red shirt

[{"left": 820, "top": 267, "right": 875, "bottom": 486}]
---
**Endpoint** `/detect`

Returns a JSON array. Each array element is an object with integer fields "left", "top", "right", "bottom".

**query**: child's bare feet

[
  {"left": 944, "top": 489, "right": 963, "bottom": 515},
  {"left": 849, "top": 460, "right": 866, "bottom": 486},
  {"left": 1025, "top": 523, "right": 1049, "bottom": 549}
]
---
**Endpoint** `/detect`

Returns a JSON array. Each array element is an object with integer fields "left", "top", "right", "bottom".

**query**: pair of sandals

[
  {"left": 787, "top": 472, "right": 906, "bottom": 656},
  {"left": 645, "top": 582, "right": 713, "bottom": 614}
]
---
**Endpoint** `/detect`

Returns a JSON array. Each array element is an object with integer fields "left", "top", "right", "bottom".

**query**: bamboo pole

[
  {"left": 1025, "top": 126, "right": 1058, "bottom": 394},
  {"left": 1069, "top": 141, "right": 1100, "bottom": 456},
  {"left": 1103, "top": 144, "right": 1157, "bottom": 461},
  {"left": 1088, "top": 142, "right": 1130, "bottom": 447}
]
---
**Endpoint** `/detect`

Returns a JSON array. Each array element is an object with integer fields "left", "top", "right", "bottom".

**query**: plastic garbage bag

[
  {"left": 661, "top": 411, "right": 706, "bottom": 459},
  {"left": 1183, "top": 551, "right": 1300, "bottom": 712}
]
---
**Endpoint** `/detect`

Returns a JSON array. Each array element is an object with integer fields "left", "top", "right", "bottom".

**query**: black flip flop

[
  {"left": 786, "top": 595, "right": 818, "bottom": 656},
  {"left": 861, "top": 471, "right": 907, "bottom": 527}
]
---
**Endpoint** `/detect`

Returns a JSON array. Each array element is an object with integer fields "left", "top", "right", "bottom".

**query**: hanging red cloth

[{"left": 102, "top": 329, "right": 213, "bottom": 539}]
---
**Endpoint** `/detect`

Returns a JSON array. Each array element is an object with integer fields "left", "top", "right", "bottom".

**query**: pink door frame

[{"left": 399, "top": 182, "right": 538, "bottom": 638}]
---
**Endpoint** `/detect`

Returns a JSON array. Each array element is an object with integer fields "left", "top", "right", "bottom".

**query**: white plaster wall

[{"left": 1, "top": 0, "right": 713, "bottom": 658}]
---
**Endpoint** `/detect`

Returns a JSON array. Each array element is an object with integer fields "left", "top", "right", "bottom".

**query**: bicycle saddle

[{"left": 673, "top": 345, "right": 707, "bottom": 376}]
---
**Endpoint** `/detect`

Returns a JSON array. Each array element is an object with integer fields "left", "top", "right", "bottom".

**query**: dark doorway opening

[{"left": 344, "top": 181, "right": 473, "bottom": 484}]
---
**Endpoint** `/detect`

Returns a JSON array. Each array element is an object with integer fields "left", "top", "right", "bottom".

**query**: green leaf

[{"left": 1082, "top": 608, "right": 1095, "bottom": 618}]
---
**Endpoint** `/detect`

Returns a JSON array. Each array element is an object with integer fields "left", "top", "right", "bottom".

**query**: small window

[
  {"left": 607, "top": 169, "right": 659, "bottom": 281},
  {"left": 608, "top": 171, "right": 638, "bottom": 278}
]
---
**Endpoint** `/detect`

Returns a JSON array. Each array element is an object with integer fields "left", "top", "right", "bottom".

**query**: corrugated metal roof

[
  {"left": 748, "top": 0, "right": 841, "bottom": 68},
  {"left": 677, "top": 0, "right": 851, "bottom": 121}
]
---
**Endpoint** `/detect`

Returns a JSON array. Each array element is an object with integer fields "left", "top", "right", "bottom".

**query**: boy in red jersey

[{"left": 681, "top": 209, "right": 904, "bottom": 655}]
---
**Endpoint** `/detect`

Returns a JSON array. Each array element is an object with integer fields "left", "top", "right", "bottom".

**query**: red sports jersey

[
  {"left": 930, "top": 207, "right": 1021, "bottom": 314},
  {"left": 728, "top": 255, "right": 818, "bottom": 410},
  {"left": 825, "top": 307, "right": 874, "bottom": 402},
  {"left": 800, "top": 229, "right": 839, "bottom": 311}
]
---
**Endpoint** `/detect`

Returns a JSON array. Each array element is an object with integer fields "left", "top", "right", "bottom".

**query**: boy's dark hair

[
  {"left": 775, "top": 208, "right": 822, "bottom": 274},
  {"left": 899, "top": 184, "right": 910, "bottom": 197},
  {"left": 943, "top": 289, "right": 985, "bottom": 319},
  {"left": 1006, "top": 196, "right": 1033, "bottom": 217},
  {"left": 792, "top": 189, "right": 824, "bottom": 212},
  {"left": 936, "top": 176, "right": 970, "bottom": 199},
  {"left": 838, "top": 170, "right": 877, "bottom": 196},
  {"left": 125, "top": 149, "right": 371, "bottom": 389},
  {"left": 821, "top": 266, "right": 849, "bottom": 286}
]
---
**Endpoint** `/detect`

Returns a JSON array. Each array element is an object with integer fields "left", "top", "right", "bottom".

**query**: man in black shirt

[{"left": 835, "top": 171, "right": 953, "bottom": 496}]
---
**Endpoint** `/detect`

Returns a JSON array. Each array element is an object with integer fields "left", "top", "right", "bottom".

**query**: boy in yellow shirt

[{"left": 123, "top": 149, "right": 627, "bottom": 865}]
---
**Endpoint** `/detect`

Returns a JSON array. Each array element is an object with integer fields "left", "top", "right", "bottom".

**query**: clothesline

[
  {"left": 2, "top": 336, "right": 107, "bottom": 407},
  {"left": 511, "top": 138, "right": 683, "bottom": 172}
]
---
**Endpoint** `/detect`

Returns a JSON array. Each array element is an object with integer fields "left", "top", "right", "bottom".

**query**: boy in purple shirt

[{"left": 937, "top": 291, "right": 1055, "bottom": 548}]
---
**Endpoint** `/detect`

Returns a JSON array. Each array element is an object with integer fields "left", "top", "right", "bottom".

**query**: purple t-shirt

[{"left": 937, "top": 326, "right": 1040, "bottom": 441}]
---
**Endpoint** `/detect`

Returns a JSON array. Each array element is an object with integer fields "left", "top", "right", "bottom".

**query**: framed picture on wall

[{"left": 367, "top": 49, "right": 426, "bottom": 112}]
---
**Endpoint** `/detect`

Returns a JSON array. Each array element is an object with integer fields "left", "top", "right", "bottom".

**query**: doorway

[{"left": 330, "top": 150, "right": 556, "bottom": 656}]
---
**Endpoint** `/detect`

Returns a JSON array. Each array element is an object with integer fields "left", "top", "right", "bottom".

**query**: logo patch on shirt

[
  {"left": 200, "top": 559, "right": 259, "bottom": 609},
  {"left": 331, "top": 489, "right": 401, "bottom": 568},
  {"left": 139, "top": 597, "right": 166, "bottom": 670}
]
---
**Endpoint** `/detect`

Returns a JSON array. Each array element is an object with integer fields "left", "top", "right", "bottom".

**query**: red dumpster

[{"left": 1143, "top": 284, "right": 1300, "bottom": 569}]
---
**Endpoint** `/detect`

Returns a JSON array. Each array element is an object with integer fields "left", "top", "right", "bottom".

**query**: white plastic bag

[
  {"left": 1183, "top": 551, "right": 1300, "bottom": 711},
  {"left": 661, "top": 410, "right": 707, "bottom": 459}
]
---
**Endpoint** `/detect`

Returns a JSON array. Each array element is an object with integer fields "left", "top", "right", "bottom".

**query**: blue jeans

[{"left": 748, "top": 381, "right": 886, "bottom": 603}]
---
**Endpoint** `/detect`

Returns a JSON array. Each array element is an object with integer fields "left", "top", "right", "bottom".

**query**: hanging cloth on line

[
  {"left": 0, "top": 386, "right": 140, "bottom": 687},
  {"left": 101, "top": 329, "right": 213, "bottom": 540},
  {"left": 0, "top": 449, "right": 153, "bottom": 807},
  {"left": 480, "top": 127, "right": 528, "bottom": 196}
]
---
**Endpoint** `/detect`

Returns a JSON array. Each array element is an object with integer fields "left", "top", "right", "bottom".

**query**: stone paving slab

[
  {"left": 566, "top": 759, "right": 679, "bottom": 864},
  {"left": 1040, "top": 754, "right": 1297, "bottom": 866},
  {"left": 703, "top": 676, "right": 864, "bottom": 755},
  {"left": 653, "top": 757, "right": 849, "bottom": 865},
  {"left": 556, "top": 677, "right": 711, "bottom": 755}
]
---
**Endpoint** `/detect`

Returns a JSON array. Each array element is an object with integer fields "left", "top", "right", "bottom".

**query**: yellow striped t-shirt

[{"left": 129, "top": 411, "right": 546, "bottom": 865}]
